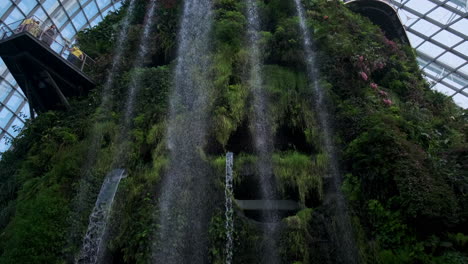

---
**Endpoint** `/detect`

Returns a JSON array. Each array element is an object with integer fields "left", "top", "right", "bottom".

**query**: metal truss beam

[
  {"left": 424, "top": 71, "right": 468, "bottom": 97},
  {"left": 415, "top": 14, "right": 464, "bottom": 49},
  {"left": 393, "top": 1, "right": 467, "bottom": 41},
  {"left": 427, "top": 0, "right": 468, "bottom": 17},
  {"left": 417, "top": 50, "right": 468, "bottom": 88}
]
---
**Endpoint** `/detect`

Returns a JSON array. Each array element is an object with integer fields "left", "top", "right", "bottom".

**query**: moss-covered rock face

[{"left": 0, "top": 0, "right": 466, "bottom": 263}]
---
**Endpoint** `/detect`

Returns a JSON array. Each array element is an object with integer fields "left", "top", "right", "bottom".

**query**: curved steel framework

[
  {"left": 0, "top": 0, "right": 123, "bottom": 153},
  {"left": 345, "top": 0, "right": 468, "bottom": 108}
]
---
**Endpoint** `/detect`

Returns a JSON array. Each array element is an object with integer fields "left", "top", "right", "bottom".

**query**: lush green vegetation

[
  {"left": 306, "top": 1, "right": 467, "bottom": 263},
  {"left": 0, "top": 0, "right": 466, "bottom": 263},
  {"left": 0, "top": 0, "right": 179, "bottom": 262}
]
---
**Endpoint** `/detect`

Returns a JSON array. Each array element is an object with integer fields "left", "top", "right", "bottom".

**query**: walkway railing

[{"left": 0, "top": 16, "right": 95, "bottom": 72}]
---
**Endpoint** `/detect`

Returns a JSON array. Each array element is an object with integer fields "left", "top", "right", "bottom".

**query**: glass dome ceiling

[{"left": 388, "top": 0, "right": 468, "bottom": 108}]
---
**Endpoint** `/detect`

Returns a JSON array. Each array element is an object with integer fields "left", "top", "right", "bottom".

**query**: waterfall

[
  {"left": 225, "top": 152, "right": 234, "bottom": 264},
  {"left": 113, "top": 0, "right": 158, "bottom": 167},
  {"left": 81, "top": 0, "right": 138, "bottom": 173},
  {"left": 152, "top": 0, "right": 213, "bottom": 261},
  {"left": 293, "top": 0, "right": 359, "bottom": 263},
  {"left": 246, "top": 0, "right": 279, "bottom": 262},
  {"left": 67, "top": 0, "right": 137, "bottom": 259},
  {"left": 100, "top": 0, "right": 138, "bottom": 114},
  {"left": 76, "top": 1, "right": 158, "bottom": 262},
  {"left": 76, "top": 169, "right": 126, "bottom": 264}
]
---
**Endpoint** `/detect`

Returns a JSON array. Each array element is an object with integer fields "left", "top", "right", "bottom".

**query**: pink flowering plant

[
  {"left": 383, "top": 98, "right": 393, "bottom": 106},
  {"left": 359, "top": 71, "right": 368, "bottom": 81}
]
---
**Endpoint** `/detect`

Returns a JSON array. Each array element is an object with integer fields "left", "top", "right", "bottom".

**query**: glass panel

[
  {"left": 101, "top": 6, "right": 113, "bottom": 18},
  {"left": 417, "top": 57, "right": 429, "bottom": 69},
  {"left": 0, "top": 109, "right": 13, "bottom": 127},
  {"left": 447, "top": 0, "right": 467, "bottom": 9},
  {"left": 0, "top": 136, "right": 11, "bottom": 153},
  {"left": 17, "top": 0, "right": 37, "bottom": 15},
  {"left": 426, "top": 6, "right": 459, "bottom": 25},
  {"left": 32, "top": 7, "right": 47, "bottom": 22},
  {"left": 18, "top": 103, "right": 30, "bottom": 120},
  {"left": 0, "top": 2, "right": 12, "bottom": 18},
  {"left": 61, "top": 22, "right": 76, "bottom": 41},
  {"left": 0, "top": 58, "right": 6, "bottom": 74},
  {"left": 433, "top": 83, "right": 455, "bottom": 96},
  {"left": 83, "top": 1, "right": 99, "bottom": 19},
  {"left": 96, "top": 0, "right": 111, "bottom": 10},
  {"left": 432, "top": 31, "right": 462, "bottom": 47},
  {"left": 419, "top": 41, "right": 445, "bottom": 58},
  {"left": 460, "top": 63, "right": 468, "bottom": 76},
  {"left": 72, "top": 10, "right": 87, "bottom": 31},
  {"left": 438, "top": 52, "right": 465, "bottom": 69},
  {"left": 5, "top": 91, "right": 23, "bottom": 112},
  {"left": 0, "top": 81, "right": 13, "bottom": 102},
  {"left": 6, "top": 117, "right": 23, "bottom": 137},
  {"left": 406, "top": 0, "right": 437, "bottom": 15},
  {"left": 90, "top": 15, "right": 103, "bottom": 27},
  {"left": 50, "top": 39, "right": 66, "bottom": 54},
  {"left": 407, "top": 31, "right": 424, "bottom": 47},
  {"left": 450, "top": 19, "right": 468, "bottom": 36},
  {"left": 410, "top": 19, "right": 439, "bottom": 36},
  {"left": 15, "top": 86, "right": 25, "bottom": 97},
  {"left": 423, "top": 65, "right": 446, "bottom": 82},
  {"left": 4, "top": 8, "right": 25, "bottom": 25},
  {"left": 4, "top": 73, "right": 17, "bottom": 87},
  {"left": 63, "top": 0, "right": 80, "bottom": 15},
  {"left": 454, "top": 42, "right": 468, "bottom": 61},
  {"left": 113, "top": 1, "right": 123, "bottom": 10},
  {"left": 452, "top": 93, "right": 468, "bottom": 109},
  {"left": 443, "top": 73, "right": 466, "bottom": 89},
  {"left": 51, "top": 7, "right": 68, "bottom": 28},
  {"left": 42, "top": 0, "right": 59, "bottom": 12}
]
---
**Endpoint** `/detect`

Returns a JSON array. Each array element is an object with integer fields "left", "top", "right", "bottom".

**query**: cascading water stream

[
  {"left": 246, "top": 0, "right": 279, "bottom": 262},
  {"left": 81, "top": 0, "right": 138, "bottom": 174},
  {"left": 113, "top": 0, "right": 158, "bottom": 166},
  {"left": 152, "top": 0, "right": 213, "bottom": 262},
  {"left": 67, "top": 0, "right": 137, "bottom": 258},
  {"left": 100, "top": 0, "right": 137, "bottom": 115},
  {"left": 76, "top": 1, "right": 158, "bottom": 263},
  {"left": 225, "top": 152, "right": 234, "bottom": 264},
  {"left": 76, "top": 169, "right": 126, "bottom": 264},
  {"left": 293, "top": 0, "right": 359, "bottom": 263}
]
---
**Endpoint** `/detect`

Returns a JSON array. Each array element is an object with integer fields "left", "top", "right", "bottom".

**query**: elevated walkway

[
  {"left": 0, "top": 17, "right": 95, "bottom": 113},
  {"left": 345, "top": 0, "right": 410, "bottom": 44}
]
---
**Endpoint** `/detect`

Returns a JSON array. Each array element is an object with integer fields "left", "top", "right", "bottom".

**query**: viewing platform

[
  {"left": 0, "top": 17, "right": 96, "bottom": 113},
  {"left": 345, "top": 0, "right": 410, "bottom": 44}
]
